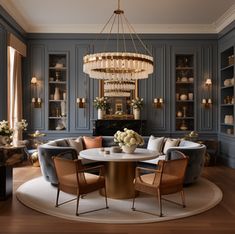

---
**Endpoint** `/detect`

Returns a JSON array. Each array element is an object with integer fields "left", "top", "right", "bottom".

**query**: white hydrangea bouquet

[
  {"left": 114, "top": 128, "right": 144, "bottom": 153},
  {"left": 0, "top": 120, "right": 13, "bottom": 136},
  {"left": 131, "top": 97, "right": 144, "bottom": 109},
  {"left": 93, "top": 97, "right": 108, "bottom": 110},
  {"left": 14, "top": 119, "right": 28, "bottom": 131}
]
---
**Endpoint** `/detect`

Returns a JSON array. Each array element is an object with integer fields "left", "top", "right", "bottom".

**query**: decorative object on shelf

[
  {"left": 231, "top": 77, "right": 234, "bottom": 85},
  {"left": 0, "top": 120, "right": 13, "bottom": 146},
  {"left": 55, "top": 63, "right": 64, "bottom": 69},
  {"left": 131, "top": 97, "right": 143, "bottom": 120},
  {"left": 180, "top": 94, "right": 188, "bottom": 101},
  {"left": 188, "top": 93, "right": 193, "bottom": 100},
  {"left": 54, "top": 87, "right": 60, "bottom": 100},
  {"left": 224, "top": 79, "right": 231, "bottom": 87},
  {"left": 31, "top": 77, "right": 42, "bottom": 108},
  {"left": 181, "top": 77, "right": 188, "bottom": 82},
  {"left": 188, "top": 77, "right": 194, "bottom": 83},
  {"left": 176, "top": 93, "right": 180, "bottom": 100},
  {"left": 227, "top": 128, "right": 233, "bottom": 135},
  {"left": 180, "top": 120, "right": 188, "bottom": 131},
  {"left": 153, "top": 98, "right": 164, "bottom": 108},
  {"left": 55, "top": 71, "right": 60, "bottom": 81},
  {"left": 63, "top": 92, "right": 67, "bottom": 100},
  {"left": 114, "top": 128, "right": 144, "bottom": 154},
  {"left": 93, "top": 97, "right": 108, "bottom": 119},
  {"left": 176, "top": 111, "right": 183, "bottom": 117},
  {"left": 60, "top": 101, "right": 66, "bottom": 117},
  {"left": 224, "top": 115, "right": 234, "bottom": 125},
  {"left": 76, "top": 98, "right": 86, "bottom": 108},
  {"left": 228, "top": 54, "right": 234, "bottom": 65},
  {"left": 182, "top": 106, "right": 187, "bottom": 117},
  {"left": 83, "top": 0, "right": 153, "bottom": 81},
  {"left": 55, "top": 121, "right": 66, "bottom": 131},
  {"left": 202, "top": 98, "right": 212, "bottom": 108},
  {"left": 183, "top": 131, "right": 199, "bottom": 142}
]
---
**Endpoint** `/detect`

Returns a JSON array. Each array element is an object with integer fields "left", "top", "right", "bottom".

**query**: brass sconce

[
  {"left": 31, "top": 77, "right": 42, "bottom": 108},
  {"left": 202, "top": 98, "right": 212, "bottom": 108},
  {"left": 205, "top": 78, "right": 212, "bottom": 86},
  {"left": 76, "top": 98, "right": 86, "bottom": 108},
  {"left": 153, "top": 98, "right": 164, "bottom": 108}
]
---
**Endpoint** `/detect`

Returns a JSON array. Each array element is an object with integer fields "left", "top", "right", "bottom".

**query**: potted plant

[{"left": 0, "top": 120, "right": 13, "bottom": 146}]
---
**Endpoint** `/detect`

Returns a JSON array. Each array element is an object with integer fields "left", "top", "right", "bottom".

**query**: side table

[{"left": 0, "top": 145, "right": 28, "bottom": 200}]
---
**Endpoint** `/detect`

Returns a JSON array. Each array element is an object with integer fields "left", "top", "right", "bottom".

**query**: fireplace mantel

[{"left": 92, "top": 119, "right": 146, "bottom": 136}]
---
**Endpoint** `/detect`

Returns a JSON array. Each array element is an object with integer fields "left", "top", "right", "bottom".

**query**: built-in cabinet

[
  {"left": 219, "top": 47, "right": 234, "bottom": 136},
  {"left": 48, "top": 53, "right": 68, "bottom": 131},
  {"left": 175, "top": 54, "right": 195, "bottom": 131}
]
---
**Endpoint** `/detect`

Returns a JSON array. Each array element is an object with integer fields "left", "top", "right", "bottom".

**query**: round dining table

[{"left": 79, "top": 147, "right": 159, "bottom": 199}]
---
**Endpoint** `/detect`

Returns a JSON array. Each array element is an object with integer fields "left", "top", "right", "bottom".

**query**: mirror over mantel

[{"left": 99, "top": 80, "right": 138, "bottom": 119}]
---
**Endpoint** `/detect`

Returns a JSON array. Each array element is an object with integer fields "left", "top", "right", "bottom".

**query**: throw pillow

[
  {"left": 147, "top": 135, "right": 165, "bottom": 153},
  {"left": 83, "top": 136, "right": 102, "bottom": 149},
  {"left": 68, "top": 137, "right": 83, "bottom": 154},
  {"left": 163, "top": 138, "right": 180, "bottom": 154}
]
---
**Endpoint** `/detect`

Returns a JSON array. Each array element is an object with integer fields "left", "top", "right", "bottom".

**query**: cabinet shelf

[
  {"left": 176, "top": 82, "right": 194, "bottom": 85},
  {"left": 49, "top": 81, "right": 67, "bottom": 84},
  {"left": 221, "top": 85, "right": 234, "bottom": 90},
  {"left": 49, "top": 100, "right": 66, "bottom": 102},
  {"left": 176, "top": 100, "right": 194, "bottom": 103},
  {"left": 49, "top": 67, "right": 67, "bottom": 70},
  {"left": 176, "top": 117, "right": 194, "bottom": 119},
  {"left": 49, "top": 117, "right": 67, "bottom": 119},
  {"left": 220, "top": 123, "right": 234, "bottom": 126},
  {"left": 220, "top": 64, "right": 234, "bottom": 71},
  {"left": 221, "top": 104, "right": 234, "bottom": 107}
]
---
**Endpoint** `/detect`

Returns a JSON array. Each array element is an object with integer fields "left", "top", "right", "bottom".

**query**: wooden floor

[{"left": 1, "top": 162, "right": 235, "bottom": 234}]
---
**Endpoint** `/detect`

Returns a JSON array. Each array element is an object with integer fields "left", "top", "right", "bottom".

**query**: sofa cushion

[
  {"left": 68, "top": 137, "right": 83, "bottom": 154},
  {"left": 163, "top": 138, "right": 180, "bottom": 154},
  {"left": 55, "top": 140, "right": 69, "bottom": 147},
  {"left": 147, "top": 136, "right": 165, "bottom": 153},
  {"left": 83, "top": 136, "right": 102, "bottom": 149}
]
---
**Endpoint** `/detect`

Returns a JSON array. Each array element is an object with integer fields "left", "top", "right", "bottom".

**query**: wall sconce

[
  {"left": 153, "top": 98, "right": 164, "bottom": 108},
  {"left": 205, "top": 78, "right": 212, "bottom": 86},
  {"left": 202, "top": 98, "right": 212, "bottom": 108},
  {"left": 76, "top": 98, "right": 86, "bottom": 108},
  {"left": 31, "top": 77, "right": 42, "bottom": 108}
]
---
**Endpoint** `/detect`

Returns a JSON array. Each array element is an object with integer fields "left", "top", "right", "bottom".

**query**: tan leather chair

[
  {"left": 53, "top": 155, "right": 108, "bottom": 216},
  {"left": 132, "top": 151, "right": 188, "bottom": 217}
]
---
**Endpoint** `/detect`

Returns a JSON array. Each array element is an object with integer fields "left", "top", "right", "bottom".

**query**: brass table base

[{"left": 100, "top": 161, "right": 137, "bottom": 199}]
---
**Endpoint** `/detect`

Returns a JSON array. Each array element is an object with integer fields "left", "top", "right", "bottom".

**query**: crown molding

[{"left": 213, "top": 3, "right": 235, "bottom": 33}]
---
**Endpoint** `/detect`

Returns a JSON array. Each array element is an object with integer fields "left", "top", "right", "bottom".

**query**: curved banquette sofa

[{"left": 38, "top": 136, "right": 206, "bottom": 186}]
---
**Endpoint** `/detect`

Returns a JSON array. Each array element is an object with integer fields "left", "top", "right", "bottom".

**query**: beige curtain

[{"left": 7, "top": 46, "right": 23, "bottom": 140}]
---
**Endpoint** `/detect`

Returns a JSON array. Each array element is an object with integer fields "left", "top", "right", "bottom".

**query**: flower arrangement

[
  {"left": 93, "top": 97, "right": 109, "bottom": 110},
  {"left": 114, "top": 128, "right": 144, "bottom": 147},
  {"left": 0, "top": 120, "right": 13, "bottom": 136},
  {"left": 131, "top": 97, "right": 144, "bottom": 109},
  {"left": 14, "top": 119, "right": 28, "bottom": 131}
]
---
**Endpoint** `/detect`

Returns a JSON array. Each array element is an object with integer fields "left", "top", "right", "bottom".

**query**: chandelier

[
  {"left": 104, "top": 80, "right": 135, "bottom": 97},
  {"left": 83, "top": 0, "right": 154, "bottom": 80}
]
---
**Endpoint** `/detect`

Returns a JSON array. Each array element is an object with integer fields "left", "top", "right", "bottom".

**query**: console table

[{"left": 92, "top": 119, "right": 146, "bottom": 136}]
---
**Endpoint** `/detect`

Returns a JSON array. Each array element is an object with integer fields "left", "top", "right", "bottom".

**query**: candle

[{"left": 202, "top": 99, "right": 206, "bottom": 104}]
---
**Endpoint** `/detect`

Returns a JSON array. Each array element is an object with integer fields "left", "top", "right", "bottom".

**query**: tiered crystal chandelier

[
  {"left": 83, "top": 0, "right": 154, "bottom": 81},
  {"left": 104, "top": 80, "right": 135, "bottom": 97}
]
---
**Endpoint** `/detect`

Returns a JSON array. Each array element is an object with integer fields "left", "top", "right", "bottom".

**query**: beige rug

[{"left": 16, "top": 177, "right": 222, "bottom": 224}]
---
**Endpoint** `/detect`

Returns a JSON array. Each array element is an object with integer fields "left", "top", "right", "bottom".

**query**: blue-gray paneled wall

[
  {"left": 25, "top": 35, "right": 218, "bottom": 140},
  {"left": 218, "top": 27, "right": 235, "bottom": 168}
]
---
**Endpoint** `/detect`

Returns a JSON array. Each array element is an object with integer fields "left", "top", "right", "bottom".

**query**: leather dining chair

[
  {"left": 132, "top": 150, "right": 188, "bottom": 217},
  {"left": 53, "top": 153, "right": 109, "bottom": 216}
]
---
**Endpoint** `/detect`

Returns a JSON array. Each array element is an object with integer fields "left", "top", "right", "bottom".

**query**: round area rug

[{"left": 16, "top": 177, "right": 222, "bottom": 224}]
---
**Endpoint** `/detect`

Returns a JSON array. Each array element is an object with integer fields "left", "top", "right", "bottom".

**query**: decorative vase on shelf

[
  {"left": 133, "top": 108, "right": 140, "bottom": 120},
  {"left": 98, "top": 109, "right": 104, "bottom": 120},
  {"left": 12, "top": 129, "right": 22, "bottom": 147},
  {"left": 61, "top": 101, "right": 66, "bottom": 117},
  {"left": 121, "top": 145, "right": 137, "bottom": 154},
  {"left": 54, "top": 87, "right": 60, "bottom": 100}
]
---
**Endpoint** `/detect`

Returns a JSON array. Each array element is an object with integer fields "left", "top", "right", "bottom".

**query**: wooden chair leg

[
  {"left": 157, "top": 189, "right": 163, "bottom": 217},
  {"left": 76, "top": 194, "right": 80, "bottom": 216},
  {"left": 55, "top": 188, "right": 60, "bottom": 207},
  {"left": 181, "top": 190, "right": 186, "bottom": 208}
]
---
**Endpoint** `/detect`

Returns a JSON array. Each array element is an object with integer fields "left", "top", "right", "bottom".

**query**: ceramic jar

[
  {"left": 177, "top": 111, "right": 183, "bottom": 117},
  {"left": 122, "top": 145, "right": 137, "bottom": 154},
  {"left": 188, "top": 93, "right": 193, "bottom": 100},
  {"left": 224, "top": 115, "right": 234, "bottom": 124},
  {"left": 180, "top": 94, "right": 188, "bottom": 101}
]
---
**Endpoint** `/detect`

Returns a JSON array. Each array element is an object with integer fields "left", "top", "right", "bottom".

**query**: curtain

[{"left": 7, "top": 46, "right": 23, "bottom": 140}]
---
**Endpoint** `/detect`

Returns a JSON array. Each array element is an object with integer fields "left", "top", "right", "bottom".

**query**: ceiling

[{"left": 0, "top": 0, "right": 235, "bottom": 33}]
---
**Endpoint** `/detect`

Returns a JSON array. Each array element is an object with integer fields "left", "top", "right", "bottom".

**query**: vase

[
  {"left": 98, "top": 109, "right": 104, "bottom": 119},
  {"left": 12, "top": 129, "right": 22, "bottom": 147},
  {"left": 122, "top": 145, "right": 137, "bottom": 154},
  {"left": 54, "top": 87, "right": 60, "bottom": 100},
  {"left": 60, "top": 101, "right": 66, "bottom": 117},
  {"left": 133, "top": 108, "right": 140, "bottom": 120},
  {"left": 0, "top": 135, "right": 11, "bottom": 146}
]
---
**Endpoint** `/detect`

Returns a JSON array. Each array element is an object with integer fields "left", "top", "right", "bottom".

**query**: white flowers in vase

[
  {"left": 93, "top": 97, "right": 109, "bottom": 110},
  {"left": 131, "top": 97, "right": 144, "bottom": 110},
  {"left": 0, "top": 120, "right": 13, "bottom": 136},
  {"left": 114, "top": 128, "right": 144, "bottom": 147}
]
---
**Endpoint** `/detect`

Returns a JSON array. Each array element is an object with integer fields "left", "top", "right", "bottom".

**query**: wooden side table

[{"left": 0, "top": 146, "right": 28, "bottom": 200}]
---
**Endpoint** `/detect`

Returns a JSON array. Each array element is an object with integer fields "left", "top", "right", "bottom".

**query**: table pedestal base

[{"left": 101, "top": 161, "right": 137, "bottom": 199}]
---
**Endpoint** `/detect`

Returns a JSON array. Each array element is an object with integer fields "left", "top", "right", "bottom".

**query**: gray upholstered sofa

[{"left": 38, "top": 136, "right": 206, "bottom": 185}]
